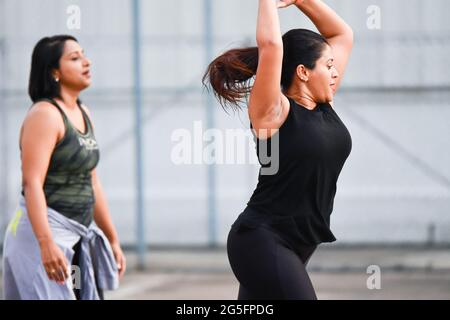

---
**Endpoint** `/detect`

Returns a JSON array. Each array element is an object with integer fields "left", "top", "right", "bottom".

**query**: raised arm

[
  {"left": 249, "top": 0, "right": 290, "bottom": 139},
  {"left": 296, "top": 0, "right": 354, "bottom": 91}
]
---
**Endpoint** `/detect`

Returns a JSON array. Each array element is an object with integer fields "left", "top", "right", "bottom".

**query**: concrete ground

[
  {"left": 2, "top": 246, "right": 450, "bottom": 300},
  {"left": 103, "top": 270, "right": 450, "bottom": 300}
]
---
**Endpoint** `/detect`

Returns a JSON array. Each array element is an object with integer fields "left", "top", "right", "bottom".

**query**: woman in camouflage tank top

[{"left": 3, "top": 35, "right": 126, "bottom": 299}]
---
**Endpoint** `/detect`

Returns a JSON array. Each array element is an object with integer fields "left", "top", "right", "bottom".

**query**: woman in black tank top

[
  {"left": 204, "top": 0, "right": 354, "bottom": 300},
  {"left": 3, "top": 35, "right": 126, "bottom": 299}
]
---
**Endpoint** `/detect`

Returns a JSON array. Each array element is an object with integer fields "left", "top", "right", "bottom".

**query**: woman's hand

[
  {"left": 111, "top": 242, "right": 127, "bottom": 279},
  {"left": 277, "top": 0, "right": 304, "bottom": 9},
  {"left": 39, "top": 239, "right": 70, "bottom": 285}
]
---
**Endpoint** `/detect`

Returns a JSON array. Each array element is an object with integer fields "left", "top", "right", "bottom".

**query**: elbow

[
  {"left": 22, "top": 177, "right": 43, "bottom": 195},
  {"left": 256, "top": 38, "right": 283, "bottom": 50},
  {"left": 332, "top": 26, "right": 354, "bottom": 50},
  {"left": 344, "top": 25, "right": 354, "bottom": 46},
  {"left": 348, "top": 27, "right": 354, "bottom": 44}
]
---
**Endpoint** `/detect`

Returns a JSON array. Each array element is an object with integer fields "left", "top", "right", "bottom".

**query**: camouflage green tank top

[{"left": 22, "top": 99, "right": 100, "bottom": 226}]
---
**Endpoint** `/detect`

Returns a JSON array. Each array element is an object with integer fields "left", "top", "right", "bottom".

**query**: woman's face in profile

[{"left": 54, "top": 40, "right": 92, "bottom": 91}]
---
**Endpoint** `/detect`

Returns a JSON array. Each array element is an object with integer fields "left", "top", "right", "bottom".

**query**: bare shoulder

[
  {"left": 21, "top": 101, "right": 64, "bottom": 144},
  {"left": 24, "top": 101, "right": 63, "bottom": 127}
]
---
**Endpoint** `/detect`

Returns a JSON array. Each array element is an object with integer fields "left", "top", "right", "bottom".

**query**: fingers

[
  {"left": 276, "top": 0, "right": 296, "bottom": 9},
  {"left": 45, "top": 258, "right": 69, "bottom": 284},
  {"left": 53, "top": 268, "right": 65, "bottom": 283},
  {"left": 116, "top": 252, "right": 126, "bottom": 278},
  {"left": 277, "top": 3, "right": 290, "bottom": 9},
  {"left": 119, "top": 255, "right": 127, "bottom": 278},
  {"left": 57, "top": 258, "right": 70, "bottom": 283},
  {"left": 60, "top": 257, "right": 70, "bottom": 279},
  {"left": 46, "top": 264, "right": 64, "bottom": 283},
  {"left": 45, "top": 264, "right": 57, "bottom": 282},
  {"left": 112, "top": 244, "right": 127, "bottom": 279}
]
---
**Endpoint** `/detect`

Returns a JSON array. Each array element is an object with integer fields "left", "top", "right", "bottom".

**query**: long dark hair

[
  {"left": 28, "top": 35, "right": 78, "bottom": 103},
  {"left": 203, "top": 29, "right": 329, "bottom": 111}
]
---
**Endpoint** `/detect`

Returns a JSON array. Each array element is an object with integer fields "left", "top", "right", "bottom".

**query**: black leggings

[{"left": 227, "top": 225, "right": 317, "bottom": 300}]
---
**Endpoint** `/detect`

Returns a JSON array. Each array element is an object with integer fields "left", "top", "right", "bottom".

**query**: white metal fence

[{"left": 1, "top": 0, "right": 450, "bottom": 247}]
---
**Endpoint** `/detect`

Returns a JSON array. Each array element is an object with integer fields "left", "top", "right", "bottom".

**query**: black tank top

[
  {"left": 21, "top": 99, "right": 100, "bottom": 226},
  {"left": 233, "top": 98, "right": 352, "bottom": 247}
]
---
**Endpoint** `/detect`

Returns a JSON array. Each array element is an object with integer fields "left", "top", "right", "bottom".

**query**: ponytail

[{"left": 202, "top": 47, "right": 258, "bottom": 111}]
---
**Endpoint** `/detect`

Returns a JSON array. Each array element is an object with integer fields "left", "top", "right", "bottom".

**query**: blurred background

[{"left": 1, "top": 0, "right": 450, "bottom": 299}]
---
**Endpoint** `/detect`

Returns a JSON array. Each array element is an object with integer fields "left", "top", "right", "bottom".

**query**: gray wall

[{"left": 1, "top": 0, "right": 449, "bottom": 246}]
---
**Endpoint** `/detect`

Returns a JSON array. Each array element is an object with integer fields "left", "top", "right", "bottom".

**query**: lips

[
  {"left": 330, "top": 83, "right": 336, "bottom": 92},
  {"left": 82, "top": 70, "right": 91, "bottom": 78}
]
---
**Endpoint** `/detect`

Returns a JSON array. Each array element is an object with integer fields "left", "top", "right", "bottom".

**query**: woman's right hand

[{"left": 39, "top": 239, "right": 70, "bottom": 285}]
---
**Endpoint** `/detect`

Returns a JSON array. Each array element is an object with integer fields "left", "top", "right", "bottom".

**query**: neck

[
  {"left": 285, "top": 84, "right": 317, "bottom": 110},
  {"left": 58, "top": 86, "right": 80, "bottom": 110}
]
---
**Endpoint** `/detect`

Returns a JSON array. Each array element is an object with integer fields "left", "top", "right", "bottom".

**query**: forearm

[
  {"left": 257, "top": 0, "right": 283, "bottom": 47},
  {"left": 23, "top": 183, "right": 54, "bottom": 245},
  {"left": 93, "top": 179, "right": 119, "bottom": 245},
  {"left": 296, "top": 0, "right": 353, "bottom": 39}
]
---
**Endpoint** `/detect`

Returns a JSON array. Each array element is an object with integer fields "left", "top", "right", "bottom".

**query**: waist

[{"left": 233, "top": 205, "right": 336, "bottom": 246}]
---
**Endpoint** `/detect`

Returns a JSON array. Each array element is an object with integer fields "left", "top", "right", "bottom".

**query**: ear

[
  {"left": 52, "top": 69, "right": 61, "bottom": 82},
  {"left": 295, "top": 65, "right": 310, "bottom": 82}
]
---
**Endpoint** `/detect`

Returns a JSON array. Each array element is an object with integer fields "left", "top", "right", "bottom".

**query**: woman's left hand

[
  {"left": 277, "top": 0, "right": 304, "bottom": 9},
  {"left": 111, "top": 242, "right": 127, "bottom": 279}
]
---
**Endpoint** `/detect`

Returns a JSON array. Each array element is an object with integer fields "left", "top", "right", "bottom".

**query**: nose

[
  {"left": 332, "top": 66, "right": 339, "bottom": 79},
  {"left": 83, "top": 57, "right": 91, "bottom": 67}
]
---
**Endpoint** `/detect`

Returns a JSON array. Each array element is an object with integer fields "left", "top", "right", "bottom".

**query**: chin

[
  {"left": 80, "top": 82, "right": 91, "bottom": 90},
  {"left": 319, "top": 96, "right": 332, "bottom": 104}
]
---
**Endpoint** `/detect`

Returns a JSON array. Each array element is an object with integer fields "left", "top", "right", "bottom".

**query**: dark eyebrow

[{"left": 68, "top": 50, "right": 84, "bottom": 56}]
